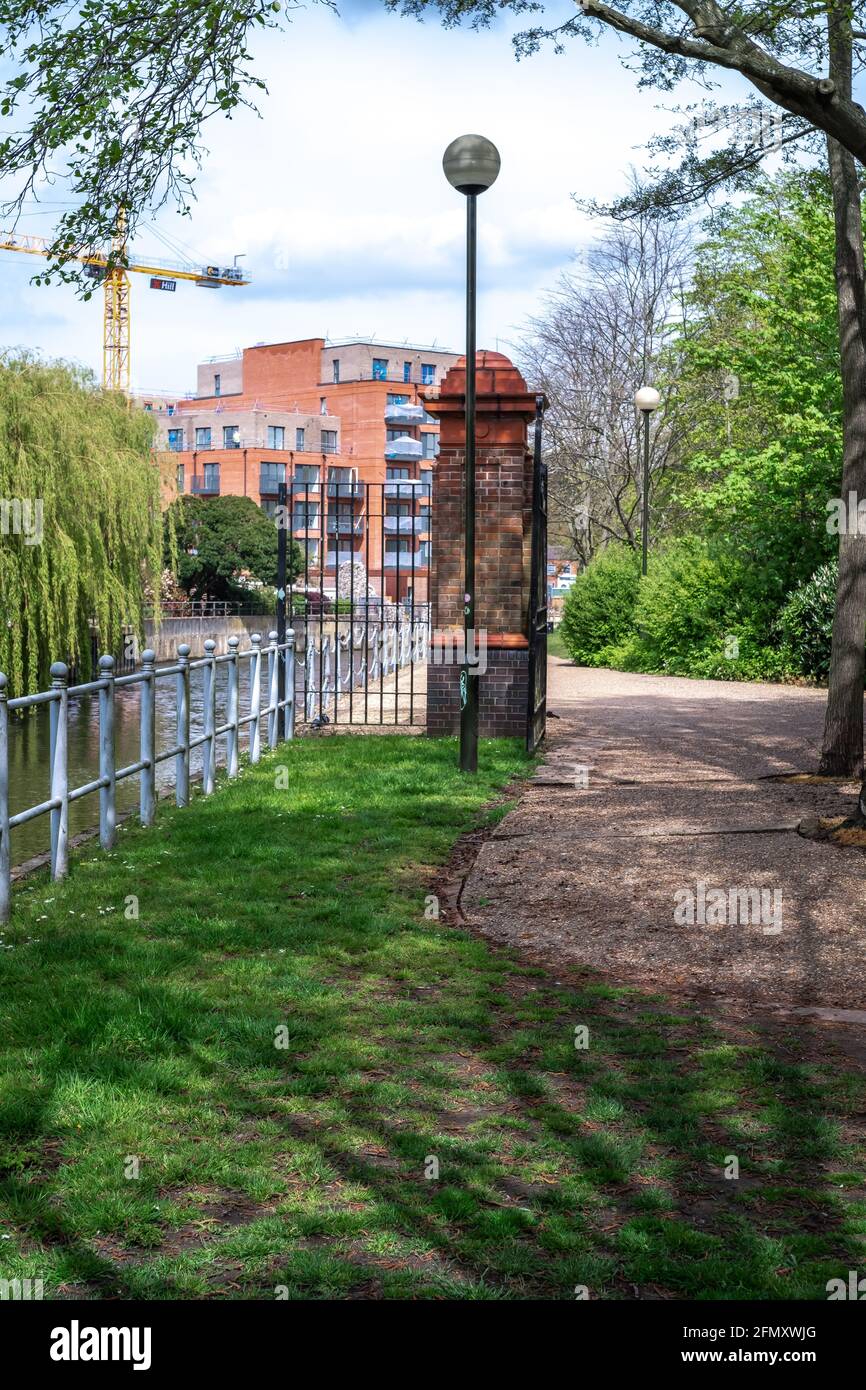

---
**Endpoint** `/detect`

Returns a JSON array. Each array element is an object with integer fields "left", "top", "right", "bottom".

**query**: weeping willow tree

[{"left": 0, "top": 353, "right": 164, "bottom": 694}]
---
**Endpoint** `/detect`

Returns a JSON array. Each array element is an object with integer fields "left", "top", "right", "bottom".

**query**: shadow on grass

[{"left": 0, "top": 734, "right": 862, "bottom": 1300}]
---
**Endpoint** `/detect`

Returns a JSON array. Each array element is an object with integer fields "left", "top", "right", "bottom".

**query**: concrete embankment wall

[{"left": 143, "top": 616, "right": 275, "bottom": 661}]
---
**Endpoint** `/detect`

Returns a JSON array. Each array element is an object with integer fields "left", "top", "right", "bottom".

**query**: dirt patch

[
  {"left": 453, "top": 664, "right": 866, "bottom": 1015},
  {"left": 90, "top": 1186, "right": 275, "bottom": 1270},
  {"left": 428, "top": 695, "right": 866, "bottom": 1069},
  {"left": 799, "top": 815, "right": 866, "bottom": 851}
]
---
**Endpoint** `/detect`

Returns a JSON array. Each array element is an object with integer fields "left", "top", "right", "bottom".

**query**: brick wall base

[{"left": 426, "top": 648, "right": 528, "bottom": 738}]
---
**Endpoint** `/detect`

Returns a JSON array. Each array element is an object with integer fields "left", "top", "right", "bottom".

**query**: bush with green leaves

[
  {"left": 575, "top": 537, "right": 792, "bottom": 682},
  {"left": 559, "top": 545, "right": 641, "bottom": 666},
  {"left": 627, "top": 537, "right": 744, "bottom": 674},
  {"left": 168, "top": 494, "right": 302, "bottom": 601},
  {"left": 778, "top": 561, "right": 837, "bottom": 682}
]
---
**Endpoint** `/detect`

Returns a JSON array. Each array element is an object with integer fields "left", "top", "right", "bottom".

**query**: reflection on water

[{"left": 7, "top": 661, "right": 279, "bottom": 868}]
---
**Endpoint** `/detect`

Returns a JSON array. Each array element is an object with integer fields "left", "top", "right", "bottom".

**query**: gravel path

[{"left": 464, "top": 661, "right": 866, "bottom": 1012}]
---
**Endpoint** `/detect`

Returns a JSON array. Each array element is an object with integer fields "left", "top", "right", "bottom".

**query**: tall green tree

[
  {"left": 0, "top": 0, "right": 284, "bottom": 282},
  {"left": 169, "top": 493, "right": 302, "bottom": 600},
  {"left": 0, "top": 354, "right": 163, "bottom": 692},
  {"left": 674, "top": 171, "right": 841, "bottom": 619},
  {"left": 393, "top": 0, "right": 866, "bottom": 774}
]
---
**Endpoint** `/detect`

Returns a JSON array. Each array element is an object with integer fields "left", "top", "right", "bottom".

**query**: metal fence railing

[
  {"left": 0, "top": 632, "right": 295, "bottom": 923},
  {"left": 288, "top": 480, "right": 431, "bottom": 727}
]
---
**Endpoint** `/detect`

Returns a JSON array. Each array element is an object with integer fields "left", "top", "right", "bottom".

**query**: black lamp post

[
  {"left": 634, "top": 385, "right": 661, "bottom": 576},
  {"left": 276, "top": 478, "right": 287, "bottom": 712},
  {"left": 443, "top": 133, "right": 501, "bottom": 773}
]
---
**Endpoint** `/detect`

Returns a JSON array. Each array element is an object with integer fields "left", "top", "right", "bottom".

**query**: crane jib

[{"left": 0, "top": 230, "right": 250, "bottom": 389}]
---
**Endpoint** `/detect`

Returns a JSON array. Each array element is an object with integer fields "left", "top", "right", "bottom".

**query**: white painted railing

[{"left": 0, "top": 632, "right": 295, "bottom": 922}]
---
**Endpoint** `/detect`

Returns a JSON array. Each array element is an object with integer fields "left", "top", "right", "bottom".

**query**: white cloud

[{"left": 0, "top": 2, "right": 750, "bottom": 391}]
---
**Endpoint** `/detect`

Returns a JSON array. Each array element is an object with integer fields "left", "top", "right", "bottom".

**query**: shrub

[
  {"left": 559, "top": 546, "right": 641, "bottom": 666},
  {"left": 629, "top": 537, "right": 741, "bottom": 672},
  {"left": 778, "top": 561, "right": 837, "bottom": 681},
  {"left": 621, "top": 537, "right": 793, "bottom": 681}
]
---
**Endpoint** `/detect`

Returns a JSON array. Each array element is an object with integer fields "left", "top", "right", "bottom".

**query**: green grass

[
  {"left": 0, "top": 733, "right": 863, "bottom": 1300},
  {"left": 547, "top": 627, "right": 570, "bottom": 660}
]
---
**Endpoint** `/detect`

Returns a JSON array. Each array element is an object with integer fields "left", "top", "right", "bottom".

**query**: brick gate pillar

[{"left": 422, "top": 350, "right": 538, "bottom": 738}]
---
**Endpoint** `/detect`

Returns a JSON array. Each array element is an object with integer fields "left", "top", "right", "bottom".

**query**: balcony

[
  {"left": 384, "top": 480, "right": 427, "bottom": 499},
  {"left": 326, "top": 481, "right": 364, "bottom": 499},
  {"left": 383, "top": 551, "right": 428, "bottom": 568},
  {"left": 383, "top": 515, "right": 426, "bottom": 535},
  {"left": 191, "top": 474, "right": 220, "bottom": 496},
  {"left": 258, "top": 472, "right": 287, "bottom": 496},
  {"left": 384, "top": 402, "right": 426, "bottom": 426},
  {"left": 327, "top": 515, "right": 364, "bottom": 534},
  {"left": 385, "top": 436, "right": 423, "bottom": 462}
]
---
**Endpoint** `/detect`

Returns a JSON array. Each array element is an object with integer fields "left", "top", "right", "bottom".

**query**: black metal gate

[
  {"left": 283, "top": 478, "right": 431, "bottom": 728},
  {"left": 526, "top": 395, "right": 548, "bottom": 753}
]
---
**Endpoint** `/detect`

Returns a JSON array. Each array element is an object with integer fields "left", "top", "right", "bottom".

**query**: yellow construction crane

[{"left": 0, "top": 218, "right": 250, "bottom": 392}]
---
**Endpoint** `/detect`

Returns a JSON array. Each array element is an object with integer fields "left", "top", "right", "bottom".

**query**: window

[
  {"left": 372, "top": 358, "right": 388, "bottom": 381},
  {"left": 387, "top": 394, "right": 409, "bottom": 405},
  {"left": 295, "top": 427, "right": 305, "bottom": 452},
  {"left": 195, "top": 427, "right": 211, "bottom": 448},
  {"left": 267, "top": 425, "right": 285, "bottom": 449},
  {"left": 214, "top": 373, "right": 221, "bottom": 397},
  {"left": 261, "top": 498, "right": 278, "bottom": 520},
  {"left": 386, "top": 428, "right": 409, "bottom": 442},
  {"left": 301, "top": 539, "right": 320, "bottom": 566},
  {"left": 420, "top": 469, "right": 433, "bottom": 490},
  {"left": 167, "top": 428, "right": 184, "bottom": 451},
  {"left": 143, "top": 402, "right": 153, "bottom": 412},
  {"left": 327, "top": 540, "right": 359, "bottom": 565},
  {"left": 201, "top": 462, "right": 220, "bottom": 493},
  {"left": 328, "top": 466, "right": 352, "bottom": 484},
  {"left": 321, "top": 430, "right": 338, "bottom": 454},
  {"left": 403, "top": 361, "right": 412, "bottom": 383},
  {"left": 332, "top": 359, "right": 340, "bottom": 383},
  {"left": 386, "top": 466, "right": 410, "bottom": 479},
  {"left": 176, "top": 463, "right": 185, "bottom": 494},
  {"left": 223, "top": 425, "right": 240, "bottom": 448},
  {"left": 292, "top": 502, "right": 320, "bottom": 530},
  {"left": 422, "top": 432, "right": 438, "bottom": 459},
  {"left": 387, "top": 501, "right": 412, "bottom": 516},
  {"left": 320, "top": 397, "right": 327, "bottom": 415},
  {"left": 167, "top": 405, "right": 175, "bottom": 417},
  {"left": 260, "top": 461, "right": 286, "bottom": 494},
  {"left": 385, "top": 538, "right": 407, "bottom": 554},
  {"left": 293, "top": 464, "right": 319, "bottom": 489},
  {"left": 421, "top": 363, "right": 435, "bottom": 385},
  {"left": 423, "top": 409, "right": 437, "bottom": 424}
]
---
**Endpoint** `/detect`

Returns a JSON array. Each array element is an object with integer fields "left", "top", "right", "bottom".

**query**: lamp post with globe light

[
  {"left": 442, "top": 133, "right": 501, "bottom": 773},
  {"left": 634, "top": 385, "right": 661, "bottom": 576}
]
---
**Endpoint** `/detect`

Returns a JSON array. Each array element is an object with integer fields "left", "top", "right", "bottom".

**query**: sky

[{"left": 0, "top": 1, "right": 751, "bottom": 394}]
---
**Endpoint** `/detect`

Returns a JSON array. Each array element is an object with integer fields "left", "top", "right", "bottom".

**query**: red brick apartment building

[{"left": 139, "top": 338, "right": 459, "bottom": 602}]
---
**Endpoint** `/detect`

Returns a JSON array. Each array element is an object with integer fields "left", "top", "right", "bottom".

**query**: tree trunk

[{"left": 819, "top": 9, "right": 866, "bottom": 778}]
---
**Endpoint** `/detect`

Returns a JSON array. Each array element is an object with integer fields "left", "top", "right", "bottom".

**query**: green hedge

[
  {"left": 559, "top": 538, "right": 796, "bottom": 682},
  {"left": 558, "top": 545, "right": 641, "bottom": 666},
  {"left": 778, "top": 561, "right": 836, "bottom": 682}
]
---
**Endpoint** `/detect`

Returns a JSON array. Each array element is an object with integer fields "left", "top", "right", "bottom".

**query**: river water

[{"left": 6, "top": 661, "right": 278, "bottom": 868}]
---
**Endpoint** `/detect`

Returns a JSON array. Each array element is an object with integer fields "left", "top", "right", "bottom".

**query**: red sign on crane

[{"left": 149, "top": 277, "right": 176, "bottom": 292}]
